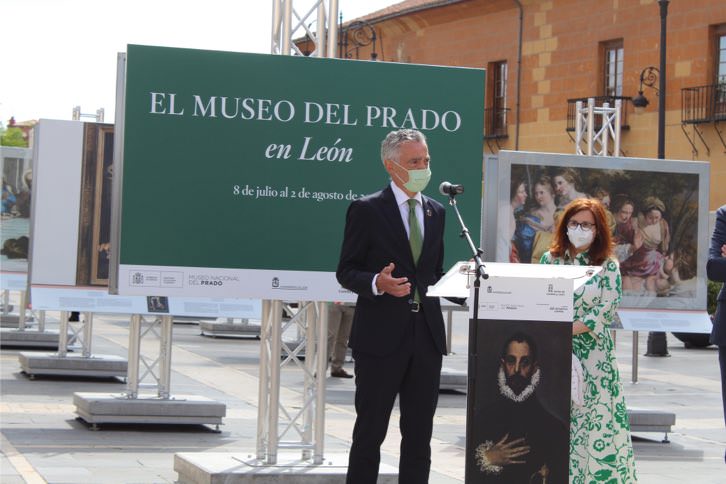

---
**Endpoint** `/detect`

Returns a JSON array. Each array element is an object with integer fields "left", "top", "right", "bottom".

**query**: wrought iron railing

[
  {"left": 566, "top": 96, "right": 630, "bottom": 131},
  {"left": 484, "top": 107, "right": 510, "bottom": 139},
  {"left": 681, "top": 83, "right": 726, "bottom": 124}
]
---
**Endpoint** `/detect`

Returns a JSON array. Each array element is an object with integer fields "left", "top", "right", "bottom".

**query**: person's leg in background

[{"left": 331, "top": 305, "right": 354, "bottom": 377}]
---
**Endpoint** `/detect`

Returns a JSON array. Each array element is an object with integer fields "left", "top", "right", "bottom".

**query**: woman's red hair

[{"left": 549, "top": 198, "right": 614, "bottom": 266}]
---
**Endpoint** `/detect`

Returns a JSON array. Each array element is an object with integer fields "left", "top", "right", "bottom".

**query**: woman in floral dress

[{"left": 540, "top": 198, "right": 637, "bottom": 483}]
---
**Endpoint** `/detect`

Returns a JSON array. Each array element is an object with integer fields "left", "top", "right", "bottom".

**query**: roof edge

[{"left": 349, "top": 0, "right": 470, "bottom": 28}]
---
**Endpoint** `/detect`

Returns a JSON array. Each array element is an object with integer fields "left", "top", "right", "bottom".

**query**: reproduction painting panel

[
  {"left": 466, "top": 319, "right": 571, "bottom": 483},
  {"left": 76, "top": 124, "right": 113, "bottom": 286},
  {"left": 486, "top": 151, "right": 710, "bottom": 311},
  {"left": 1, "top": 146, "right": 33, "bottom": 274}
]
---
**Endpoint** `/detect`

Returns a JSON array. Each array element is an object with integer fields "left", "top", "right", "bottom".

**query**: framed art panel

[
  {"left": 76, "top": 123, "right": 113, "bottom": 286},
  {"left": 483, "top": 151, "right": 710, "bottom": 312}
]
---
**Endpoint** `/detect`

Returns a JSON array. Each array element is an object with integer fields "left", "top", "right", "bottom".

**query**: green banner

[{"left": 118, "top": 45, "right": 484, "bottom": 298}]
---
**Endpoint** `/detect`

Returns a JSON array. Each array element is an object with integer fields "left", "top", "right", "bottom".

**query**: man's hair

[
  {"left": 380, "top": 129, "right": 427, "bottom": 165},
  {"left": 500, "top": 331, "right": 538, "bottom": 364}
]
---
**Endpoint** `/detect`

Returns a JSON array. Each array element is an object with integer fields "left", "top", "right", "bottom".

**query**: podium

[{"left": 429, "top": 261, "right": 600, "bottom": 484}]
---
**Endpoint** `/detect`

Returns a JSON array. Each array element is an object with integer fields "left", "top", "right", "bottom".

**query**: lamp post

[
  {"left": 631, "top": 2, "right": 670, "bottom": 356},
  {"left": 646, "top": 0, "right": 670, "bottom": 356}
]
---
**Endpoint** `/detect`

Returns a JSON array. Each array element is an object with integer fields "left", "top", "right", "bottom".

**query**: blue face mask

[{"left": 394, "top": 162, "right": 432, "bottom": 193}]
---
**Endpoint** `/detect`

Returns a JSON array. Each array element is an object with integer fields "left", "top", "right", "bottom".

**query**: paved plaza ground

[{"left": 1, "top": 311, "right": 724, "bottom": 483}]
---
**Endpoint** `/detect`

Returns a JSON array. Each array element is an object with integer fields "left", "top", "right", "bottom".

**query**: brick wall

[{"left": 337, "top": 0, "right": 726, "bottom": 209}]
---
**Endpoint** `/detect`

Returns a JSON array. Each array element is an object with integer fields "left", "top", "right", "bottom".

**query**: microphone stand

[{"left": 444, "top": 191, "right": 487, "bottom": 484}]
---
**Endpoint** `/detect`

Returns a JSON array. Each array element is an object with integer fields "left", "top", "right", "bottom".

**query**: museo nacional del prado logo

[{"left": 188, "top": 274, "right": 240, "bottom": 287}]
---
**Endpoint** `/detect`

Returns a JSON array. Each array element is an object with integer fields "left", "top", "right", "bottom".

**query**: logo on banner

[
  {"left": 546, "top": 284, "right": 565, "bottom": 296},
  {"left": 270, "top": 276, "right": 308, "bottom": 291},
  {"left": 129, "top": 271, "right": 161, "bottom": 287},
  {"left": 188, "top": 274, "right": 239, "bottom": 287}
]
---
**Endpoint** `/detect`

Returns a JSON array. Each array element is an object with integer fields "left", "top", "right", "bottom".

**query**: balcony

[
  {"left": 681, "top": 83, "right": 726, "bottom": 124},
  {"left": 680, "top": 83, "right": 726, "bottom": 156},
  {"left": 566, "top": 96, "right": 631, "bottom": 132},
  {"left": 483, "top": 107, "right": 510, "bottom": 140}
]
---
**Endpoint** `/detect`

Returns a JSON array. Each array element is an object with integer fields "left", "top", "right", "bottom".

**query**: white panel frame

[{"left": 28, "top": 119, "right": 84, "bottom": 285}]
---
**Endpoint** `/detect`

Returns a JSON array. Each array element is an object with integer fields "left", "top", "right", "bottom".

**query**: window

[
  {"left": 716, "top": 26, "right": 726, "bottom": 84},
  {"left": 714, "top": 24, "right": 726, "bottom": 119},
  {"left": 602, "top": 40, "right": 624, "bottom": 97},
  {"left": 486, "top": 61, "right": 508, "bottom": 138}
]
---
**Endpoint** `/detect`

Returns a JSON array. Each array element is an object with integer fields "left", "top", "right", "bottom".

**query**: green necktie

[{"left": 407, "top": 199, "right": 422, "bottom": 302}]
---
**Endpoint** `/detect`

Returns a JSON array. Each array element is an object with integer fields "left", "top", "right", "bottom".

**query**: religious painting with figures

[{"left": 484, "top": 151, "right": 710, "bottom": 312}]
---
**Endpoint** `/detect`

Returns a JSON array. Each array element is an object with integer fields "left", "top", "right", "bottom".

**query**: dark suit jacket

[
  {"left": 708, "top": 205, "right": 726, "bottom": 346},
  {"left": 336, "top": 185, "right": 447, "bottom": 357}
]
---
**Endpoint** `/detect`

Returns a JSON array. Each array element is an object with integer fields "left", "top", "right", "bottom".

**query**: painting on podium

[{"left": 466, "top": 319, "right": 571, "bottom": 483}]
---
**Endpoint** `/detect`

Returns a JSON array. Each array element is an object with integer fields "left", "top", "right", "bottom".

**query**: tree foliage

[{"left": 1, "top": 127, "right": 28, "bottom": 147}]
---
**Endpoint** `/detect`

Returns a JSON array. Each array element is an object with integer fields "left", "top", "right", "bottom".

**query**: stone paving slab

[
  {"left": 18, "top": 352, "right": 127, "bottom": 378},
  {"left": 175, "top": 452, "right": 397, "bottom": 484}
]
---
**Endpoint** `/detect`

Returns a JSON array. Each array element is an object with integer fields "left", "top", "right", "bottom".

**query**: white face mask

[{"left": 567, "top": 226, "right": 594, "bottom": 249}]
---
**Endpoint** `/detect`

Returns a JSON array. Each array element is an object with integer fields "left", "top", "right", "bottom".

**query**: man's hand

[
  {"left": 721, "top": 243, "right": 726, "bottom": 258},
  {"left": 376, "top": 263, "right": 411, "bottom": 297},
  {"left": 485, "top": 433, "right": 530, "bottom": 466}
]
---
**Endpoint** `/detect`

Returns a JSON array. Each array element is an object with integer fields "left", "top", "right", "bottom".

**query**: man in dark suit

[
  {"left": 707, "top": 204, "right": 726, "bottom": 463},
  {"left": 337, "top": 129, "right": 447, "bottom": 483}
]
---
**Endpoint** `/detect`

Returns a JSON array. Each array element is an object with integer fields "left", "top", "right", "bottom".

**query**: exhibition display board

[
  {"left": 1, "top": 146, "right": 34, "bottom": 291},
  {"left": 113, "top": 45, "right": 486, "bottom": 300},
  {"left": 483, "top": 151, "right": 711, "bottom": 331},
  {"left": 28, "top": 119, "right": 259, "bottom": 318}
]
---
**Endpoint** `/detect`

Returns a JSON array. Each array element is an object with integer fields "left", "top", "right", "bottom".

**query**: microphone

[{"left": 439, "top": 181, "right": 464, "bottom": 196}]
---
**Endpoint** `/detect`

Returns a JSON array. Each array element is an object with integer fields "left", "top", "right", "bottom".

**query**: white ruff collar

[{"left": 498, "top": 366, "right": 540, "bottom": 402}]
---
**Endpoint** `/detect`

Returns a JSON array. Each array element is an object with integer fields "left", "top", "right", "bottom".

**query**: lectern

[{"left": 429, "top": 261, "right": 600, "bottom": 484}]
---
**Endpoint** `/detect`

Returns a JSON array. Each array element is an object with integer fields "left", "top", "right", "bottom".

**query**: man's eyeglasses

[{"left": 567, "top": 221, "right": 595, "bottom": 231}]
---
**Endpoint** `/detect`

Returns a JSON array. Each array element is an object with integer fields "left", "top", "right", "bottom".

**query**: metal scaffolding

[
  {"left": 259, "top": 0, "right": 339, "bottom": 464},
  {"left": 271, "top": 0, "right": 339, "bottom": 58},
  {"left": 574, "top": 98, "right": 622, "bottom": 156}
]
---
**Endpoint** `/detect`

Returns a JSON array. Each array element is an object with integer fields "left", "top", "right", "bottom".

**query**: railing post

[
  {"left": 614, "top": 99, "right": 622, "bottom": 156},
  {"left": 586, "top": 98, "right": 595, "bottom": 156},
  {"left": 575, "top": 100, "right": 584, "bottom": 155},
  {"left": 601, "top": 102, "right": 610, "bottom": 155}
]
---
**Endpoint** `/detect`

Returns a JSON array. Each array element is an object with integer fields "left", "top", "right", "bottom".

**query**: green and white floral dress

[{"left": 540, "top": 250, "right": 637, "bottom": 483}]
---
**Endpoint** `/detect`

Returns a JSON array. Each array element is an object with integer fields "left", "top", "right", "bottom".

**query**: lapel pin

[{"left": 426, "top": 209, "right": 432, "bottom": 217}]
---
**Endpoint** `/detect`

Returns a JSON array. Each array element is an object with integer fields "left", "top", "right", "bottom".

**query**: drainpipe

[{"left": 513, "top": 0, "right": 523, "bottom": 150}]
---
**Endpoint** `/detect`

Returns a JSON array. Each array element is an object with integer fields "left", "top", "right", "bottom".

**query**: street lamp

[
  {"left": 339, "top": 18, "right": 379, "bottom": 61},
  {"left": 632, "top": 66, "right": 659, "bottom": 114},
  {"left": 645, "top": 0, "right": 670, "bottom": 357}
]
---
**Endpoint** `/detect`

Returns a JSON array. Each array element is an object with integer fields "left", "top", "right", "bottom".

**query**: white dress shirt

[{"left": 389, "top": 181, "right": 425, "bottom": 239}]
